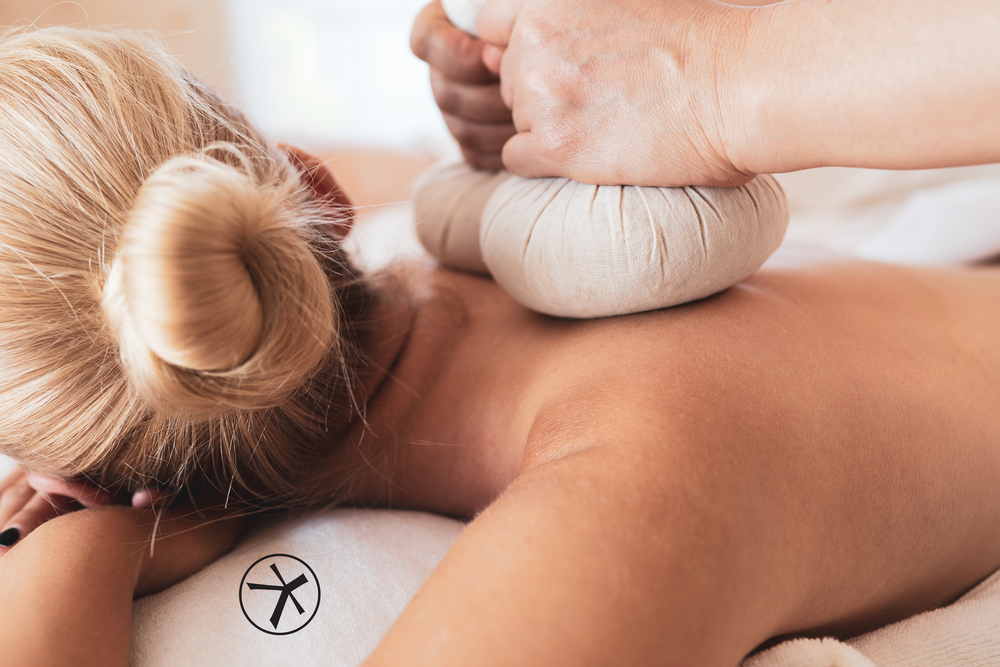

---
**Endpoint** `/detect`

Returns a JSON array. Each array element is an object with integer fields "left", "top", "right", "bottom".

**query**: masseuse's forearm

[
  {"left": 0, "top": 510, "right": 138, "bottom": 666},
  {"left": 737, "top": 0, "right": 1000, "bottom": 174}
]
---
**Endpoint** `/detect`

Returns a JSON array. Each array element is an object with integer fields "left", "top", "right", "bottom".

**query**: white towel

[{"left": 744, "top": 569, "right": 1000, "bottom": 667}]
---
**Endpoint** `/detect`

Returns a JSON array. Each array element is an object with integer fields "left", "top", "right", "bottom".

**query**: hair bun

[{"left": 105, "top": 154, "right": 336, "bottom": 416}]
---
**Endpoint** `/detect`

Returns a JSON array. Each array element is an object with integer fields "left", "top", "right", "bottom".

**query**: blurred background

[
  {"left": 0, "top": 0, "right": 451, "bottom": 208},
  {"left": 6, "top": 1, "right": 997, "bottom": 266}
]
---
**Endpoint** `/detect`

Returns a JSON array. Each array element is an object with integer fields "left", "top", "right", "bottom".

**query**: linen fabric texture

[{"left": 414, "top": 161, "right": 790, "bottom": 318}]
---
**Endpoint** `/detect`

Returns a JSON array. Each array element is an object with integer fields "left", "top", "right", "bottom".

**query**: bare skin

[
  {"left": 411, "top": 0, "right": 514, "bottom": 171},
  {"left": 2, "top": 251, "right": 1000, "bottom": 665},
  {"left": 358, "top": 257, "right": 1000, "bottom": 665},
  {"left": 413, "top": 0, "right": 1000, "bottom": 186}
]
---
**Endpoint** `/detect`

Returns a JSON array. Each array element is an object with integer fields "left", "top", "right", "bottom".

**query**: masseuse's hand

[
  {"left": 411, "top": 0, "right": 515, "bottom": 170},
  {"left": 481, "top": 0, "right": 1000, "bottom": 183},
  {"left": 477, "top": 0, "right": 754, "bottom": 187}
]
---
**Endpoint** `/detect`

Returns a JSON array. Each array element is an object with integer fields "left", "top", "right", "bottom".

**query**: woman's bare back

[{"left": 356, "top": 257, "right": 1000, "bottom": 665}]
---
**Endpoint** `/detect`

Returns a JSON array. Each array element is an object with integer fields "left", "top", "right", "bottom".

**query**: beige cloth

[{"left": 414, "top": 161, "right": 789, "bottom": 318}]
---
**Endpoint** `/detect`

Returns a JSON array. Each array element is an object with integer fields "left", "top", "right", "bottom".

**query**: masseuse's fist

[
  {"left": 478, "top": 0, "right": 756, "bottom": 187},
  {"left": 412, "top": 0, "right": 515, "bottom": 170}
]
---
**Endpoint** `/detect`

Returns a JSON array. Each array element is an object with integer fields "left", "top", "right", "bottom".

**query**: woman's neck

[
  {"left": 348, "top": 268, "right": 425, "bottom": 410},
  {"left": 323, "top": 263, "right": 529, "bottom": 518},
  {"left": 316, "top": 262, "right": 455, "bottom": 506}
]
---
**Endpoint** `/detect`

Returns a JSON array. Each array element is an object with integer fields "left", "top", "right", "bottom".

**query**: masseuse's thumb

[
  {"left": 502, "top": 130, "right": 568, "bottom": 181},
  {"left": 477, "top": 0, "right": 523, "bottom": 47}
]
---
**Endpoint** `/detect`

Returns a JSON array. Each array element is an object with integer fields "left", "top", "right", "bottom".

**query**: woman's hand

[
  {"left": 475, "top": 0, "right": 756, "bottom": 187},
  {"left": 0, "top": 468, "right": 78, "bottom": 552},
  {"left": 0, "top": 498, "right": 243, "bottom": 666},
  {"left": 0, "top": 466, "right": 174, "bottom": 554},
  {"left": 0, "top": 465, "right": 243, "bottom": 594},
  {"left": 0, "top": 464, "right": 243, "bottom": 666},
  {"left": 411, "top": 0, "right": 516, "bottom": 170},
  {"left": 130, "top": 502, "right": 245, "bottom": 596}
]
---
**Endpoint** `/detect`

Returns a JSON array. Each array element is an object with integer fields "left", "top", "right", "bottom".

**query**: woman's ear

[{"left": 281, "top": 144, "right": 355, "bottom": 239}]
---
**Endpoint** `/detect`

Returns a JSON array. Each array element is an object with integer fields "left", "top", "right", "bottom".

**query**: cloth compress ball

[
  {"left": 414, "top": 161, "right": 789, "bottom": 318},
  {"left": 422, "top": 0, "right": 791, "bottom": 318}
]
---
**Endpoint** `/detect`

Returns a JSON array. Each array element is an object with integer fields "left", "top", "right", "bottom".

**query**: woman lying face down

[
  {"left": 3, "top": 27, "right": 1000, "bottom": 667},
  {"left": 0, "top": 26, "right": 383, "bottom": 509}
]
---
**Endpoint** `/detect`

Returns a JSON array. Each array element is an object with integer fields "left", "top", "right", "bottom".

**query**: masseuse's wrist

[
  {"left": 652, "top": 1, "right": 766, "bottom": 186},
  {"left": 706, "top": 3, "right": 765, "bottom": 181},
  {"left": 721, "top": 1, "right": 817, "bottom": 178}
]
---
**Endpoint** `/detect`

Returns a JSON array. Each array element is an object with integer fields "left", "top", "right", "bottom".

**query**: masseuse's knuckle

[
  {"left": 520, "top": 66, "right": 553, "bottom": 101},
  {"left": 512, "top": 15, "right": 549, "bottom": 50},
  {"left": 534, "top": 117, "right": 581, "bottom": 162},
  {"left": 518, "top": 68, "right": 574, "bottom": 125}
]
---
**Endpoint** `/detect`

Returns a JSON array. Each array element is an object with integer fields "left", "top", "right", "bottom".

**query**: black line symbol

[
  {"left": 239, "top": 554, "right": 320, "bottom": 635},
  {"left": 247, "top": 563, "right": 309, "bottom": 629}
]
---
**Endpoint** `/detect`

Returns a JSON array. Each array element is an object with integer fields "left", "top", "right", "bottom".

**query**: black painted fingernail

[{"left": 0, "top": 527, "right": 19, "bottom": 547}]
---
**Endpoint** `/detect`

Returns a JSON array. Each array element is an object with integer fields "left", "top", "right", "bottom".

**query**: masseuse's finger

[
  {"left": 412, "top": 1, "right": 496, "bottom": 84},
  {"left": 476, "top": 0, "right": 521, "bottom": 76},
  {"left": 0, "top": 488, "right": 73, "bottom": 552},
  {"left": 461, "top": 148, "right": 504, "bottom": 171},
  {"left": 509, "top": 86, "right": 534, "bottom": 134},
  {"left": 430, "top": 69, "right": 511, "bottom": 123},
  {"left": 502, "top": 130, "right": 570, "bottom": 180},
  {"left": 481, "top": 43, "right": 504, "bottom": 75},
  {"left": 495, "top": 23, "right": 523, "bottom": 114},
  {"left": 442, "top": 112, "right": 517, "bottom": 155}
]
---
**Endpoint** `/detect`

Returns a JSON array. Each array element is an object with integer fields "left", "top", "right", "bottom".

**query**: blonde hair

[{"left": 0, "top": 27, "right": 372, "bottom": 504}]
